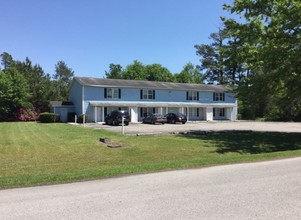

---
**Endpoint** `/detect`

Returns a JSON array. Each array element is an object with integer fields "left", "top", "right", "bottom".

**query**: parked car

[
  {"left": 105, "top": 110, "right": 130, "bottom": 126},
  {"left": 142, "top": 113, "right": 167, "bottom": 124},
  {"left": 165, "top": 113, "right": 187, "bottom": 124}
]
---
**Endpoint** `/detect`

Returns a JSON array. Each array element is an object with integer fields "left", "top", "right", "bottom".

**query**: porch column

[
  {"left": 102, "top": 106, "right": 105, "bottom": 122},
  {"left": 158, "top": 107, "right": 163, "bottom": 115},
  {"left": 226, "top": 107, "right": 232, "bottom": 120},
  {"left": 130, "top": 107, "right": 138, "bottom": 123},
  {"left": 186, "top": 107, "right": 189, "bottom": 121},
  {"left": 181, "top": 107, "right": 184, "bottom": 114},
  {"left": 206, "top": 107, "right": 213, "bottom": 121},
  {"left": 94, "top": 106, "right": 97, "bottom": 122}
]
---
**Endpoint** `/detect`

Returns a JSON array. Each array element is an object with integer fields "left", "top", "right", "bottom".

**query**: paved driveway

[
  {"left": 85, "top": 121, "right": 301, "bottom": 135},
  {"left": 1, "top": 157, "right": 301, "bottom": 220}
]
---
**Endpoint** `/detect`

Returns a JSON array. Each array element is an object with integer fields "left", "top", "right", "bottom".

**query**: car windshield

[
  {"left": 176, "top": 113, "right": 185, "bottom": 117},
  {"left": 152, "top": 113, "right": 162, "bottom": 117}
]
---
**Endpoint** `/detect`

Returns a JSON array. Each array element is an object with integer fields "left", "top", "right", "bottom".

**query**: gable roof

[{"left": 74, "top": 77, "right": 228, "bottom": 92}]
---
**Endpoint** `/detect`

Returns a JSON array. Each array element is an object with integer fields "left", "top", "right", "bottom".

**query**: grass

[{"left": 0, "top": 122, "right": 301, "bottom": 189}]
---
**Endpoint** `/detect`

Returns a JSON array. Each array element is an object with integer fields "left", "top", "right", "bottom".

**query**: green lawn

[{"left": 1, "top": 122, "right": 301, "bottom": 189}]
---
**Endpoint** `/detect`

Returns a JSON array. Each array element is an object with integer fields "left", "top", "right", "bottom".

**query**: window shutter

[
  {"left": 104, "top": 107, "right": 107, "bottom": 116},
  {"left": 153, "top": 108, "right": 156, "bottom": 113},
  {"left": 140, "top": 89, "right": 143, "bottom": 99},
  {"left": 153, "top": 90, "right": 156, "bottom": 99},
  {"left": 197, "top": 92, "right": 199, "bottom": 100},
  {"left": 222, "top": 93, "right": 225, "bottom": 101},
  {"left": 186, "top": 91, "right": 189, "bottom": 100},
  {"left": 118, "top": 88, "right": 121, "bottom": 99},
  {"left": 140, "top": 108, "right": 143, "bottom": 117},
  {"left": 213, "top": 92, "right": 215, "bottom": 101},
  {"left": 104, "top": 88, "right": 107, "bottom": 98},
  {"left": 197, "top": 108, "right": 199, "bottom": 117}
]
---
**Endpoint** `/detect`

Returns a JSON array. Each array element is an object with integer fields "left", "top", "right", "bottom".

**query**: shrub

[
  {"left": 67, "top": 112, "right": 76, "bottom": 122},
  {"left": 77, "top": 114, "right": 88, "bottom": 123},
  {"left": 39, "top": 112, "right": 60, "bottom": 123},
  {"left": 18, "top": 107, "right": 39, "bottom": 121}
]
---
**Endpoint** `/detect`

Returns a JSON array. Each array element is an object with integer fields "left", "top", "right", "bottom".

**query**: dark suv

[
  {"left": 105, "top": 110, "right": 130, "bottom": 126},
  {"left": 165, "top": 113, "right": 187, "bottom": 124}
]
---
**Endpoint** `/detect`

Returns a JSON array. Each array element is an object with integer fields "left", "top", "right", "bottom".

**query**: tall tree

[
  {"left": 175, "top": 63, "right": 203, "bottom": 84},
  {"left": 121, "top": 60, "right": 147, "bottom": 80},
  {"left": 14, "top": 58, "right": 50, "bottom": 108},
  {"left": 105, "top": 64, "right": 123, "bottom": 79},
  {"left": 54, "top": 60, "right": 74, "bottom": 100},
  {"left": 195, "top": 29, "right": 228, "bottom": 84},
  {"left": 145, "top": 64, "right": 174, "bottom": 82},
  {"left": 0, "top": 68, "right": 31, "bottom": 120},
  {"left": 222, "top": 0, "right": 301, "bottom": 120},
  {"left": 0, "top": 52, "right": 14, "bottom": 70}
]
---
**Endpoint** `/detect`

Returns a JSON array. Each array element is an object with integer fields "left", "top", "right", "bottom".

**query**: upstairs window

[
  {"left": 213, "top": 92, "right": 225, "bottom": 101},
  {"left": 104, "top": 88, "right": 121, "bottom": 99},
  {"left": 140, "top": 89, "right": 155, "bottom": 100},
  {"left": 186, "top": 91, "right": 199, "bottom": 101}
]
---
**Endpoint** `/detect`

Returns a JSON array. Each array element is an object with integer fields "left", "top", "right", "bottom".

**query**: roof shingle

[{"left": 74, "top": 77, "right": 228, "bottom": 92}]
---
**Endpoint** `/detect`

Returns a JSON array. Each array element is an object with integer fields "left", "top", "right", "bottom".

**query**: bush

[
  {"left": 77, "top": 114, "right": 88, "bottom": 123},
  {"left": 67, "top": 112, "right": 76, "bottom": 122},
  {"left": 39, "top": 112, "right": 60, "bottom": 123},
  {"left": 18, "top": 107, "right": 39, "bottom": 121}
]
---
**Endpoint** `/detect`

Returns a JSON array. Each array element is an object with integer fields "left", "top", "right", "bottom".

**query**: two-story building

[{"left": 57, "top": 77, "right": 237, "bottom": 122}]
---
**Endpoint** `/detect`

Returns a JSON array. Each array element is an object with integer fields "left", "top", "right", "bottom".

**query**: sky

[{"left": 0, "top": 0, "right": 231, "bottom": 78}]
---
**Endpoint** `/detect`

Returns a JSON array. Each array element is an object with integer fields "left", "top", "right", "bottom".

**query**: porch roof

[{"left": 89, "top": 101, "right": 236, "bottom": 108}]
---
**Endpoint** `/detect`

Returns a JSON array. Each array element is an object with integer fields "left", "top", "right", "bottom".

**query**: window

[
  {"left": 140, "top": 108, "right": 156, "bottom": 117},
  {"left": 213, "top": 92, "right": 225, "bottom": 101},
  {"left": 187, "top": 91, "right": 199, "bottom": 100},
  {"left": 104, "top": 88, "right": 121, "bottom": 99},
  {"left": 141, "top": 89, "right": 155, "bottom": 100},
  {"left": 213, "top": 108, "right": 225, "bottom": 117},
  {"left": 189, "top": 108, "right": 199, "bottom": 117}
]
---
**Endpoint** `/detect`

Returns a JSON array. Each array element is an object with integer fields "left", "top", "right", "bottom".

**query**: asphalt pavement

[
  {"left": 1, "top": 157, "right": 301, "bottom": 220},
  {"left": 85, "top": 121, "right": 301, "bottom": 135}
]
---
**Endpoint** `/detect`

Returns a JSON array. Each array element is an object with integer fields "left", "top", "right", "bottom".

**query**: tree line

[
  {"left": 193, "top": 0, "right": 301, "bottom": 121},
  {"left": 0, "top": 52, "right": 74, "bottom": 121},
  {"left": 105, "top": 61, "right": 202, "bottom": 84},
  {"left": 1, "top": 0, "right": 300, "bottom": 121}
]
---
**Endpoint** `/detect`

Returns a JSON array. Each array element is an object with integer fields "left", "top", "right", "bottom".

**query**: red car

[{"left": 142, "top": 114, "right": 167, "bottom": 124}]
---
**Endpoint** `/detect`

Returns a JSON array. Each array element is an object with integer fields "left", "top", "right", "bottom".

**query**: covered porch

[{"left": 89, "top": 101, "right": 237, "bottom": 123}]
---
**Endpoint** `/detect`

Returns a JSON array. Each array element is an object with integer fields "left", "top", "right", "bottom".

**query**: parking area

[{"left": 84, "top": 121, "right": 301, "bottom": 136}]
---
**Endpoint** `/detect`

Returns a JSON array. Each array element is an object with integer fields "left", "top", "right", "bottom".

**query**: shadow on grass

[{"left": 179, "top": 131, "right": 301, "bottom": 154}]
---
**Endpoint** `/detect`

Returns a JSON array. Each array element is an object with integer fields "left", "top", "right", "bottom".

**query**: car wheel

[
  {"left": 182, "top": 122, "right": 186, "bottom": 124},
  {"left": 171, "top": 119, "right": 175, "bottom": 124},
  {"left": 151, "top": 120, "right": 155, "bottom": 124},
  {"left": 125, "top": 122, "right": 129, "bottom": 126}
]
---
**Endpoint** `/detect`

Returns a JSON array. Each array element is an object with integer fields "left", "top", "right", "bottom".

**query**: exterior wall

[
  {"left": 69, "top": 80, "right": 83, "bottom": 114},
  {"left": 51, "top": 106, "right": 75, "bottom": 122},
  {"left": 82, "top": 86, "right": 236, "bottom": 104}
]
